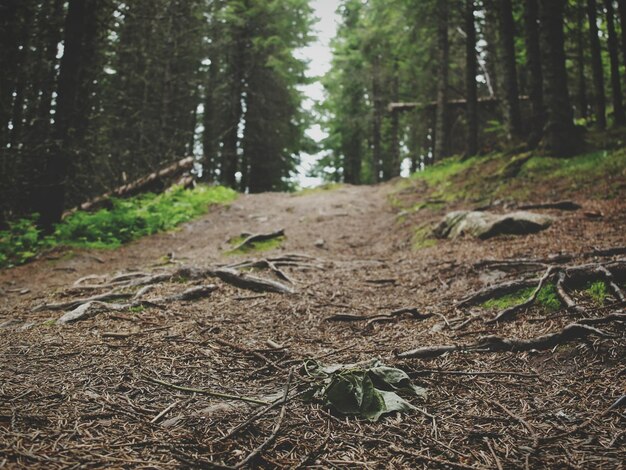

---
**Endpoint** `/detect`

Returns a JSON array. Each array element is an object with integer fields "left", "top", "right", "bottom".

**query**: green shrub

[{"left": 0, "top": 185, "right": 237, "bottom": 268}]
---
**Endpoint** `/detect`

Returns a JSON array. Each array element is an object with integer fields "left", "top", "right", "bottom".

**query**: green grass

[
  {"left": 585, "top": 281, "right": 608, "bottom": 306},
  {"left": 412, "top": 225, "right": 437, "bottom": 250},
  {"left": 410, "top": 156, "right": 478, "bottom": 188},
  {"left": 400, "top": 145, "right": 626, "bottom": 206},
  {"left": 482, "top": 284, "right": 561, "bottom": 311},
  {"left": 0, "top": 184, "right": 237, "bottom": 269},
  {"left": 227, "top": 235, "right": 285, "bottom": 255}
]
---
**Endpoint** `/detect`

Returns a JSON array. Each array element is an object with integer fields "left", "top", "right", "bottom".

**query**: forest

[{"left": 1, "top": 0, "right": 625, "bottom": 469}]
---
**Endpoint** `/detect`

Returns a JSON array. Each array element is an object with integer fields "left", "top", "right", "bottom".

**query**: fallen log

[{"left": 63, "top": 157, "right": 195, "bottom": 218}]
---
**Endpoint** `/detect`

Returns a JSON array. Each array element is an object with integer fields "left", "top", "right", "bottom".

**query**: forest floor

[{"left": 1, "top": 152, "right": 625, "bottom": 469}]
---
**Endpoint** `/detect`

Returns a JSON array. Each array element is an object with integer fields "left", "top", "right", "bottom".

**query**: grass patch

[
  {"left": 585, "top": 281, "right": 608, "bottom": 305},
  {"left": 412, "top": 225, "right": 437, "bottom": 250},
  {"left": 227, "top": 235, "right": 285, "bottom": 255},
  {"left": 482, "top": 284, "right": 561, "bottom": 311},
  {"left": 129, "top": 305, "right": 146, "bottom": 313},
  {"left": 0, "top": 185, "right": 237, "bottom": 269},
  {"left": 400, "top": 144, "right": 626, "bottom": 207}
]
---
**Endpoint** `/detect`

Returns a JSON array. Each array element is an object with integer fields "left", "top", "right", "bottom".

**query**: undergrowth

[
  {"left": 402, "top": 145, "right": 626, "bottom": 205},
  {"left": 585, "top": 281, "right": 608, "bottom": 305},
  {"left": 412, "top": 225, "right": 437, "bottom": 250},
  {"left": 0, "top": 185, "right": 237, "bottom": 269},
  {"left": 482, "top": 284, "right": 561, "bottom": 311}
]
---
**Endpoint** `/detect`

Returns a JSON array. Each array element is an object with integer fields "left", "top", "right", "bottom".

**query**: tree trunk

[
  {"left": 604, "top": 0, "right": 626, "bottom": 125},
  {"left": 37, "top": 0, "right": 103, "bottom": 230},
  {"left": 434, "top": 0, "right": 449, "bottom": 162},
  {"left": 466, "top": 0, "right": 478, "bottom": 156},
  {"left": 538, "top": 0, "right": 581, "bottom": 157},
  {"left": 342, "top": 85, "right": 363, "bottom": 185},
  {"left": 497, "top": 0, "right": 523, "bottom": 140},
  {"left": 618, "top": 0, "right": 626, "bottom": 71},
  {"left": 575, "top": 0, "right": 589, "bottom": 119},
  {"left": 385, "top": 61, "right": 401, "bottom": 179},
  {"left": 524, "top": 0, "right": 544, "bottom": 148},
  {"left": 587, "top": 0, "right": 607, "bottom": 128},
  {"left": 221, "top": 39, "right": 244, "bottom": 189},
  {"left": 371, "top": 57, "right": 383, "bottom": 181},
  {"left": 202, "top": 55, "right": 218, "bottom": 182},
  {"left": 483, "top": 0, "right": 500, "bottom": 98}
]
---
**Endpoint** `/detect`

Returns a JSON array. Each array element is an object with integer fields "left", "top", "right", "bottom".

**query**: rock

[{"left": 434, "top": 210, "right": 554, "bottom": 240}]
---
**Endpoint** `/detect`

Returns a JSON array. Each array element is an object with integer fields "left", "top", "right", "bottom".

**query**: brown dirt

[{"left": 1, "top": 182, "right": 625, "bottom": 469}]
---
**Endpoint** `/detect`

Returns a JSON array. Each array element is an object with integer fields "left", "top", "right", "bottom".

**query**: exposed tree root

[
  {"left": 230, "top": 229, "right": 285, "bottom": 252},
  {"left": 486, "top": 266, "right": 557, "bottom": 323},
  {"left": 325, "top": 307, "right": 433, "bottom": 326},
  {"left": 457, "top": 279, "right": 539, "bottom": 307},
  {"left": 517, "top": 200, "right": 581, "bottom": 211},
  {"left": 396, "top": 321, "right": 619, "bottom": 359},
  {"left": 57, "top": 286, "right": 218, "bottom": 323},
  {"left": 39, "top": 253, "right": 307, "bottom": 323},
  {"left": 461, "top": 259, "right": 626, "bottom": 324},
  {"left": 472, "top": 247, "right": 626, "bottom": 272},
  {"left": 35, "top": 291, "right": 135, "bottom": 311},
  {"left": 212, "top": 268, "right": 294, "bottom": 294}
]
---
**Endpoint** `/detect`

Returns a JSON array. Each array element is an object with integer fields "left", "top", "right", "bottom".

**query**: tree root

[
  {"left": 39, "top": 253, "right": 304, "bottom": 323},
  {"left": 57, "top": 286, "right": 217, "bottom": 323},
  {"left": 230, "top": 229, "right": 285, "bottom": 252},
  {"left": 517, "top": 200, "right": 581, "bottom": 211},
  {"left": 396, "top": 320, "right": 619, "bottom": 359},
  {"left": 485, "top": 266, "right": 557, "bottom": 323},
  {"left": 461, "top": 260, "right": 626, "bottom": 324},
  {"left": 325, "top": 307, "right": 433, "bottom": 326}
]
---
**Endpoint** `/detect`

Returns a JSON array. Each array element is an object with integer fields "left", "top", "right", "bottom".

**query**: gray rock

[{"left": 434, "top": 210, "right": 554, "bottom": 240}]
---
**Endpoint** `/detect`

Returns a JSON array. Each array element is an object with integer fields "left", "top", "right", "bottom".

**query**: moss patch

[
  {"left": 397, "top": 144, "right": 626, "bottom": 211},
  {"left": 482, "top": 284, "right": 561, "bottom": 311},
  {"left": 412, "top": 225, "right": 437, "bottom": 250},
  {"left": 227, "top": 235, "right": 285, "bottom": 255}
]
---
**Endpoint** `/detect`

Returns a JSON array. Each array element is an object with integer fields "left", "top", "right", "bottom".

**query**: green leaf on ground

[{"left": 304, "top": 359, "right": 426, "bottom": 422}]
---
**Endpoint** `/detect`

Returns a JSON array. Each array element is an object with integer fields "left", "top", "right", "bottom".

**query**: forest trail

[{"left": 1, "top": 182, "right": 625, "bottom": 469}]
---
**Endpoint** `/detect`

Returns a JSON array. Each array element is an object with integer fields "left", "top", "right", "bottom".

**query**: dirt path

[{"left": 1, "top": 183, "right": 625, "bottom": 469}]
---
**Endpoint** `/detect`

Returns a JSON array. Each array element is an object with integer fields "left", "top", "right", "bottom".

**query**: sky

[{"left": 295, "top": 0, "right": 342, "bottom": 188}]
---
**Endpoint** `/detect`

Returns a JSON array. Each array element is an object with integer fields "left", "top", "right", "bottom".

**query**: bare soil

[{"left": 1, "top": 182, "right": 625, "bottom": 469}]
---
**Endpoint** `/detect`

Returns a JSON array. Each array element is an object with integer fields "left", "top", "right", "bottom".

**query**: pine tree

[
  {"left": 587, "top": 0, "right": 607, "bottom": 128},
  {"left": 538, "top": 0, "right": 581, "bottom": 157},
  {"left": 604, "top": 0, "right": 626, "bottom": 125}
]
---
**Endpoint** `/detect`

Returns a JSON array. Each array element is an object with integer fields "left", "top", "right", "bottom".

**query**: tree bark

[
  {"left": 604, "top": 0, "right": 626, "bottom": 125},
  {"left": 575, "top": 0, "right": 589, "bottom": 119},
  {"left": 371, "top": 57, "right": 383, "bottom": 181},
  {"left": 619, "top": 0, "right": 626, "bottom": 72},
  {"left": 434, "top": 0, "right": 449, "bottom": 162},
  {"left": 524, "top": 0, "right": 545, "bottom": 147},
  {"left": 497, "top": 0, "right": 523, "bottom": 140},
  {"left": 587, "top": 0, "right": 607, "bottom": 128},
  {"left": 37, "top": 0, "right": 104, "bottom": 230},
  {"left": 465, "top": 0, "right": 479, "bottom": 156},
  {"left": 538, "top": 0, "right": 581, "bottom": 157},
  {"left": 221, "top": 31, "right": 245, "bottom": 189},
  {"left": 483, "top": 0, "right": 500, "bottom": 98}
]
